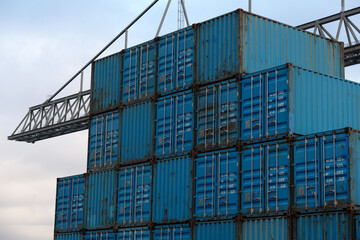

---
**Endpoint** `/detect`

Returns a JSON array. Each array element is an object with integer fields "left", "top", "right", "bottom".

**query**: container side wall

[
  {"left": 153, "top": 224, "right": 191, "bottom": 240},
  {"left": 84, "top": 230, "right": 115, "bottom": 240},
  {"left": 350, "top": 131, "right": 360, "bottom": 206},
  {"left": 153, "top": 156, "right": 192, "bottom": 223},
  {"left": 241, "top": 217, "right": 288, "bottom": 240},
  {"left": 55, "top": 233, "right": 83, "bottom": 240},
  {"left": 195, "top": 221, "right": 236, "bottom": 240},
  {"left": 117, "top": 227, "right": 151, "bottom": 240},
  {"left": 120, "top": 102, "right": 153, "bottom": 163},
  {"left": 157, "top": 27, "right": 194, "bottom": 94}
]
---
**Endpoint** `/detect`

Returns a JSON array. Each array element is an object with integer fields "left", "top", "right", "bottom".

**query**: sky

[{"left": 1, "top": 1, "right": 360, "bottom": 239}]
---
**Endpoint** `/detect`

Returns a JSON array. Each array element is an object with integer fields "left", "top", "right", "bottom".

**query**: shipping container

[
  {"left": 293, "top": 128, "right": 360, "bottom": 212},
  {"left": 120, "top": 101, "right": 154, "bottom": 164},
  {"left": 157, "top": 27, "right": 194, "bottom": 94},
  {"left": 196, "top": 80, "right": 238, "bottom": 151},
  {"left": 117, "top": 164, "right": 151, "bottom": 226},
  {"left": 356, "top": 214, "right": 360, "bottom": 239},
  {"left": 194, "top": 149, "right": 239, "bottom": 219},
  {"left": 84, "top": 230, "right": 115, "bottom": 240},
  {"left": 122, "top": 40, "right": 156, "bottom": 103},
  {"left": 55, "top": 232, "right": 82, "bottom": 240},
  {"left": 85, "top": 170, "right": 116, "bottom": 229},
  {"left": 117, "top": 227, "right": 150, "bottom": 240},
  {"left": 241, "top": 140, "right": 290, "bottom": 216},
  {"left": 241, "top": 64, "right": 360, "bottom": 141},
  {"left": 91, "top": 52, "right": 122, "bottom": 113},
  {"left": 241, "top": 216, "right": 288, "bottom": 240},
  {"left": 152, "top": 156, "right": 192, "bottom": 223},
  {"left": 195, "top": 220, "right": 236, "bottom": 240},
  {"left": 88, "top": 111, "right": 119, "bottom": 170},
  {"left": 153, "top": 224, "right": 191, "bottom": 240},
  {"left": 195, "top": 9, "right": 343, "bottom": 85},
  {"left": 155, "top": 90, "right": 193, "bottom": 158},
  {"left": 295, "top": 212, "right": 353, "bottom": 240},
  {"left": 55, "top": 174, "right": 85, "bottom": 232}
]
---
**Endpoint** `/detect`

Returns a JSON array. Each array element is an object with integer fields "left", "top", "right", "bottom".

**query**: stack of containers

[{"left": 53, "top": 8, "right": 360, "bottom": 240}]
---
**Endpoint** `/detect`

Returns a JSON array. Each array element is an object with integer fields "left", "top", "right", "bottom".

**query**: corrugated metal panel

[
  {"left": 55, "top": 232, "right": 82, "bottom": 240},
  {"left": 194, "top": 149, "right": 238, "bottom": 219},
  {"left": 55, "top": 174, "right": 85, "bottom": 232},
  {"left": 356, "top": 214, "right": 360, "bottom": 239},
  {"left": 296, "top": 212, "right": 351, "bottom": 240},
  {"left": 157, "top": 27, "right": 194, "bottom": 94},
  {"left": 85, "top": 170, "right": 116, "bottom": 229},
  {"left": 120, "top": 102, "right": 154, "bottom": 163},
  {"left": 195, "top": 221, "right": 236, "bottom": 240},
  {"left": 152, "top": 156, "right": 192, "bottom": 223},
  {"left": 241, "top": 216, "right": 288, "bottom": 240},
  {"left": 84, "top": 230, "right": 115, "bottom": 240},
  {"left": 241, "top": 141, "right": 290, "bottom": 216},
  {"left": 155, "top": 90, "right": 193, "bottom": 158},
  {"left": 123, "top": 40, "right": 156, "bottom": 103},
  {"left": 241, "top": 64, "right": 360, "bottom": 141},
  {"left": 88, "top": 111, "right": 119, "bottom": 170},
  {"left": 294, "top": 129, "right": 360, "bottom": 211},
  {"left": 91, "top": 52, "right": 122, "bottom": 113},
  {"left": 117, "top": 227, "right": 150, "bottom": 240},
  {"left": 196, "top": 79, "right": 238, "bottom": 151},
  {"left": 117, "top": 164, "right": 151, "bottom": 225},
  {"left": 153, "top": 224, "right": 191, "bottom": 240}
]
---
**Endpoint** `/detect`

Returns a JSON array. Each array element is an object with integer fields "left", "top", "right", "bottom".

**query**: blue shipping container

[
  {"left": 155, "top": 90, "right": 193, "bottom": 158},
  {"left": 153, "top": 224, "right": 191, "bottom": 240},
  {"left": 356, "top": 214, "right": 360, "bottom": 239},
  {"left": 117, "top": 164, "right": 151, "bottom": 225},
  {"left": 241, "top": 216, "right": 288, "bottom": 240},
  {"left": 91, "top": 52, "right": 122, "bottom": 113},
  {"left": 195, "top": 221, "right": 236, "bottom": 240},
  {"left": 152, "top": 156, "right": 192, "bottom": 223},
  {"left": 123, "top": 40, "right": 156, "bottom": 103},
  {"left": 85, "top": 170, "right": 116, "bottom": 229},
  {"left": 241, "top": 141, "right": 290, "bottom": 215},
  {"left": 157, "top": 27, "right": 194, "bottom": 94},
  {"left": 294, "top": 128, "right": 360, "bottom": 211},
  {"left": 88, "top": 111, "right": 119, "bottom": 170},
  {"left": 117, "top": 227, "right": 150, "bottom": 240},
  {"left": 84, "top": 230, "right": 115, "bottom": 240},
  {"left": 55, "top": 174, "right": 85, "bottom": 232},
  {"left": 120, "top": 101, "right": 154, "bottom": 163},
  {"left": 55, "top": 232, "right": 82, "bottom": 240},
  {"left": 194, "top": 149, "right": 238, "bottom": 219},
  {"left": 196, "top": 79, "right": 238, "bottom": 151},
  {"left": 241, "top": 64, "right": 360, "bottom": 141},
  {"left": 195, "top": 9, "right": 343, "bottom": 85}
]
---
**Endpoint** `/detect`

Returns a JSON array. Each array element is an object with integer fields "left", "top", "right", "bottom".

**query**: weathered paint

[
  {"left": 84, "top": 230, "right": 115, "bottom": 240},
  {"left": 195, "top": 221, "right": 236, "bottom": 240},
  {"left": 85, "top": 170, "right": 116, "bottom": 229},
  {"left": 55, "top": 174, "right": 85, "bottom": 232},
  {"left": 120, "top": 101, "right": 154, "bottom": 163},
  {"left": 196, "top": 79, "right": 238, "bottom": 151},
  {"left": 88, "top": 111, "right": 119, "bottom": 170},
  {"left": 123, "top": 40, "right": 156, "bottom": 103},
  {"left": 157, "top": 27, "right": 194, "bottom": 94},
  {"left": 91, "top": 52, "right": 122, "bottom": 113},
  {"left": 117, "top": 164, "right": 151, "bottom": 226},
  {"left": 153, "top": 224, "right": 191, "bottom": 240},
  {"left": 155, "top": 90, "right": 193, "bottom": 158},
  {"left": 241, "top": 216, "right": 288, "bottom": 240},
  {"left": 117, "top": 227, "right": 150, "bottom": 240},
  {"left": 241, "top": 141, "right": 290, "bottom": 216},
  {"left": 194, "top": 149, "right": 238, "bottom": 219},
  {"left": 241, "top": 64, "right": 360, "bottom": 141},
  {"left": 55, "top": 232, "right": 82, "bottom": 240},
  {"left": 195, "top": 9, "right": 343, "bottom": 85},
  {"left": 355, "top": 214, "right": 360, "bottom": 239},
  {"left": 152, "top": 156, "right": 192, "bottom": 223}
]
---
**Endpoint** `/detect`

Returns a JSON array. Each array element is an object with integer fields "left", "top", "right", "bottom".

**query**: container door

[
  {"left": 264, "top": 68, "right": 289, "bottom": 137},
  {"left": 194, "top": 153, "right": 217, "bottom": 217},
  {"left": 134, "top": 165, "right": 151, "bottom": 224},
  {"left": 242, "top": 145, "right": 264, "bottom": 214},
  {"left": 176, "top": 29, "right": 194, "bottom": 90},
  {"left": 139, "top": 43, "right": 155, "bottom": 98},
  {"left": 153, "top": 225, "right": 191, "bottom": 240},
  {"left": 123, "top": 47, "right": 139, "bottom": 102},
  {"left": 294, "top": 137, "right": 321, "bottom": 210},
  {"left": 158, "top": 35, "right": 176, "bottom": 93},
  {"left": 85, "top": 231, "right": 115, "bottom": 240},
  {"left": 218, "top": 81, "right": 238, "bottom": 146},
  {"left": 133, "top": 228, "right": 151, "bottom": 240},
  {"left": 321, "top": 133, "right": 349, "bottom": 207},
  {"left": 118, "top": 168, "right": 134, "bottom": 225},
  {"left": 88, "top": 115, "right": 104, "bottom": 169},
  {"left": 217, "top": 151, "right": 239, "bottom": 216},
  {"left": 241, "top": 73, "right": 263, "bottom": 140},
  {"left": 155, "top": 96, "right": 173, "bottom": 156},
  {"left": 104, "top": 112, "right": 119, "bottom": 167},
  {"left": 265, "top": 143, "right": 290, "bottom": 213},
  {"left": 197, "top": 85, "right": 217, "bottom": 150}
]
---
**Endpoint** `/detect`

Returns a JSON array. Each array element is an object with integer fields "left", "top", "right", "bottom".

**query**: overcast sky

[{"left": 1, "top": 1, "right": 360, "bottom": 239}]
